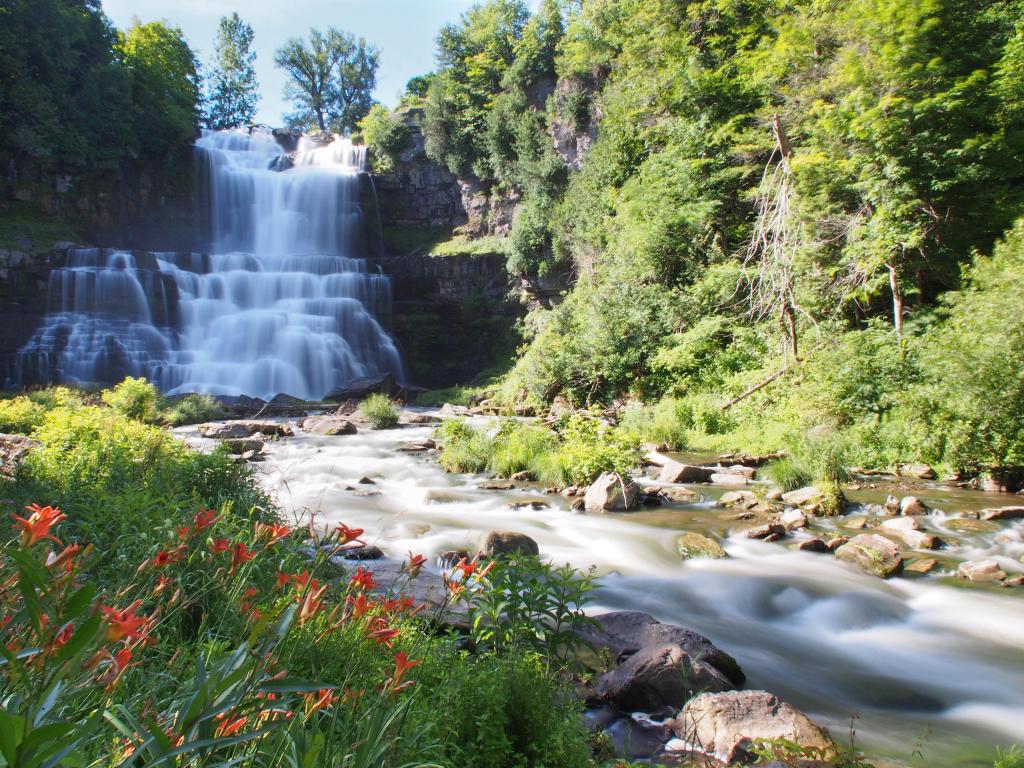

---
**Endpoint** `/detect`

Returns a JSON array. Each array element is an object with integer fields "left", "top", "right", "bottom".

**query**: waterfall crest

[{"left": 16, "top": 128, "right": 404, "bottom": 401}]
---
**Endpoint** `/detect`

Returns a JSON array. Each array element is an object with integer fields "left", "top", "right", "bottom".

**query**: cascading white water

[{"left": 15, "top": 128, "right": 404, "bottom": 401}]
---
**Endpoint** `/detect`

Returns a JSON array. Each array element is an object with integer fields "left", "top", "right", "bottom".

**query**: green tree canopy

[
  {"left": 204, "top": 13, "right": 259, "bottom": 130},
  {"left": 274, "top": 27, "right": 379, "bottom": 134}
]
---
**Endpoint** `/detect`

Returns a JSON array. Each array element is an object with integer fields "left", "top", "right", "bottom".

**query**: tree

[
  {"left": 117, "top": 20, "right": 200, "bottom": 162},
  {"left": 204, "top": 13, "right": 258, "bottom": 130},
  {"left": 274, "top": 27, "right": 379, "bottom": 134}
]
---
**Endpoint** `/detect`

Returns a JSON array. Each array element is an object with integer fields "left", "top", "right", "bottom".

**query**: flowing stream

[
  {"left": 182, "top": 416, "right": 1024, "bottom": 768},
  {"left": 15, "top": 129, "right": 403, "bottom": 399}
]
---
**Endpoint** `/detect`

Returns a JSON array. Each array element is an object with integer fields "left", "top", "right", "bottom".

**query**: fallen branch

[{"left": 720, "top": 367, "right": 788, "bottom": 411}]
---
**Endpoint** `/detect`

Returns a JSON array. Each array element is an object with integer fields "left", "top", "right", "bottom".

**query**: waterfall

[{"left": 15, "top": 128, "right": 405, "bottom": 401}]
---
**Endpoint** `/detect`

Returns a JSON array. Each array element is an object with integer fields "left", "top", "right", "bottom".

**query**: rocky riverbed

[{"left": 178, "top": 411, "right": 1024, "bottom": 767}]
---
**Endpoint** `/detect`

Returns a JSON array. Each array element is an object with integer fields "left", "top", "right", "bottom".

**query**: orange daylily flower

[
  {"left": 334, "top": 523, "right": 364, "bottom": 545},
  {"left": 404, "top": 551, "right": 427, "bottom": 577},
  {"left": 385, "top": 651, "right": 421, "bottom": 693},
  {"left": 274, "top": 572, "right": 291, "bottom": 590},
  {"left": 346, "top": 592, "right": 375, "bottom": 619},
  {"left": 151, "top": 544, "right": 187, "bottom": 569},
  {"left": 214, "top": 713, "right": 248, "bottom": 738},
  {"left": 12, "top": 504, "right": 66, "bottom": 546},
  {"left": 209, "top": 538, "right": 231, "bottom": 554},
  {"left": 44, "top": 543, "right": 80, "bottom": 572},
  {"left": 153, "top": 575, "right": 174, "bottom": 596},
  {"left": 349, "top": 566, "right": 375, "bottom": 591},
  {"left": 100, "top": 601, "right": 150, "bottom": 643},
  {"left": 229, "top": 543, "right": 255, "bottom": 572},
  {"left": 193, "top": 508, "right": 220, "bottom": 532},
  {"left": 297, "top": 583, "right": 328, "bottom": 626},
  {"left": 366, "top": 619, "right": 400, "bottom": 647},
  {"left": 255, "top": 522, "right": 291, "bottom": 545},
  {"left": 302, "top": 688, "right": 339, "bottom": 718}
]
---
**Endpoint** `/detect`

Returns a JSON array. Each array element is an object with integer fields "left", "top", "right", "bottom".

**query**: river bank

[{"left": 177, "top": 410, "right": 1024, "bottom": 767}]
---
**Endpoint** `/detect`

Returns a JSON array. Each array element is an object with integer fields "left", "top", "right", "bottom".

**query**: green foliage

[
  {"left": 117, "top": 20, "right": 201, "bottom": 162},
  {"left": 0, "top": 396, "right": 46, "bottom": 434},
  {"left": 437, "top": 419, "right": 494, "bottom": 473},
  {"left": 617, "top": 398, "right": 691, "bottom": 450},
  {"left": 764, "top": 457, "right": 813, "bottom": 493},
  {"left": 429, "top": 651, "right": 590, "bottom": 768},
  {"left": 544, "top": 413, "right": 640, "bottom": 486},
  {"left": 357, "top": 104, "right": 409, "bottom": 173},
  {"left": 204, "top": 13, "right": 259, "bottom": 130},
  {"left": 275, "top": 27, "right": 379, "bottom": 133},
  {"left": 994, "top": 746, "right": 1024, "bottom": 768},
  {"left": 100, "top": 376, "right": 159, "bottom": 422},
  {"left": 159, "top": 393, "right": 227, "bottom": 426},
  {"left": 358, "top": 393, "right": 400, "bottom": 429},
  {"left": 487, "top": 420, "right": 559, "bottom": 478}
]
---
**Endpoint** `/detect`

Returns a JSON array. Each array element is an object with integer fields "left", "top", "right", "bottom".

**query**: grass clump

[
  {"left": 995, "top": 746, "right": 1024, "bottom": 768},
  {"left": 618, "top": 397, "right": 691, "bottom": 450},
  {"left": 358, "top": 393, "right": 400, "bottom": 429},
  {"left": 764, "top": 457, "right": 813, "bottom": 493},
  {"left": 159, "top": 392, "right": 227, "bottom": 426},
  {"left": 437, "top": 418, "right": 494, "bottom": 473}
]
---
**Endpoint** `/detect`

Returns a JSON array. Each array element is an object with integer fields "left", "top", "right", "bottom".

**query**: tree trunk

[{"left": 888, "top": 262, "right": 904, "bottom": 347}]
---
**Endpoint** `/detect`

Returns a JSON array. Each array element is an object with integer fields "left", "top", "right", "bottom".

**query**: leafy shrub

[
  {"left": 488, "top": 420, "right": 559, "bottom": 478},
  {"left": 359, "top": 393, "right": 400, "bottom": 429},
  {"left": 159, "top": 393, "right": 226, "bottom": 426},
  {"left": 437, "top": 419, "right": 494, "bottom": 473},
  {"left": 0, "top": 395, "right": 46, "bottom": 434},
  {"left": 618, "top": 397, "right": 691, "bottom": 449},
  {"left": 358, "top": 104, "right": 410, "bottom": 173},
  {"left": 543, "top": 414, "right": 640, "bottom": 487},
  {"left": 101, "top": 376, "right": 159, "bottom": 422}
]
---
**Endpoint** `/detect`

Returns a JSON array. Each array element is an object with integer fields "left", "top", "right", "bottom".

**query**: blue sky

[{"left": 101, "top": 0, "right": 531, "bottom": 126}]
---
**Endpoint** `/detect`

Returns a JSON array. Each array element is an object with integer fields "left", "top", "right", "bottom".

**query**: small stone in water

[
  {"left": 958, "top": 559, "right": 1007, "bottom": 583},
  {"left": 797, "top": 538, "right": 829, "bottom": 553},
  {"left": 905, "top": 558, "right": 938, "bottom": 574}
]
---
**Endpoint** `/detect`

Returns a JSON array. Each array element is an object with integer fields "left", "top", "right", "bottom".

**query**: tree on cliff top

[
  {"left": 275, "top": 27, "right": 379, "bottom": 134},
  {"left": 204, "top": 12, "right": 259, "bottom": 130}
]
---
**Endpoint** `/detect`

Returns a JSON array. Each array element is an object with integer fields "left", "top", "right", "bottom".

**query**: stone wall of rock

[{"left": 0, "top": 245, "right": 68, "bottom": 386}]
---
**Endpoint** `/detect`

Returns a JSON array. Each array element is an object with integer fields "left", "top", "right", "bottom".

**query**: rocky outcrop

[
  {"left": 674, "top": 690, "right": 835, "bottom": 764},
  {"left": 595, "top": 643, "right": 733, "bottom": 712},
  {"left": 301, "top": 415, "right": 358, "bottom": 435}
]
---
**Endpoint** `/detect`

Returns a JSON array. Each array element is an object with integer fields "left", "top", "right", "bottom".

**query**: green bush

[
  {"left": 159, "top": 392, "right": 227, "bottom": 426},
  {"left": 764, "top": 457, "right": 813, "bottom": 492},
  {"left": 995, "top": 746, "right": 1024, "bottom": 768},
  {"left": 101, "top": 376, "right": 159, "bottom": 421},
  {"left": 359, "top": 393, "right": 400, "bottom": 429},
  {"left": 488, "top": 420, "right": 559, "bottom": 478},
  {"left": 543, "top": 414, "right": 640, "bottom": 487},
  {"left": 0, "top": 396, "right": 46, "bottom": 434},
  {"left": 358, "top": 104, "right": 410, "bottom": 173},
  {"left": 437, "top": 419, "right": 494, "bottom": 473},
  {"left": 618, "top": 397, "right": 691, "bottom": 449}
]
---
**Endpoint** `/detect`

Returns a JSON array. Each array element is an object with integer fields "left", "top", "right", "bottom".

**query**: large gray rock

[
  {"left": 596, "top": 643, "right": 733, "bottom": 712},
  {"left": 834, "top": 534, "right": 904, "bottom": 578},
  {"left": 899, "top": 496, "right": 928, "bottom": 515},
  {"left": 674, "top": 690, "right": 835, "bottom": 764},
  {"left": 301, "top": 415, "right": 358, "bottom": 435},
  {"left": 576, "top": 611, "right": 744, "bottom": 686},
  {"left": 481, "top": 531, "right": 540, "bottom": 557},
  {"left": 202, "top": 420, "right": 293, "bottom": 439},
  {"left": 584, "top": 472, "right": 641, "bottom": 513},
  {"left": 658, "top": 461, "right": 714, "bottom": 484}
]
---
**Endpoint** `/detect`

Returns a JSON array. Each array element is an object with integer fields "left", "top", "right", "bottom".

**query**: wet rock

[
  {"left": 438, "top": 550, "right": 471, "bottom": 568},
  {"left": 478, "top": 480, "right": 516, "bottom": 490},
  {"left": 596, "top": 643, "right": 733, "bottom": 712},
  {"left": 506, "top": 499, "right": 549, "bottom": 510},
  {"left": 905, "top": 558, "right": 939, "bottom": 574},
  {"left": 352, "top": 489, "right": 382, "bottom": 497},
  {"left": 571, "top": 498, "right": 586, "bottom": 512},
  {"left": 945, "top": 518, "right": 999, "bottom": 534},
  {"left": 765, "top": 488, "right": 784, "bottom": 502},
  {"left": 673, "top": 690, "right": 835, "bottom": 765},
  {"left": 899, "top": 496, "right": 928, "bottom": 515},
  {"left": 397, "top": 438, "right": 436, "bottom": 452},
  {"left": 577, "top": 611, "right": 745, "bottom": 687},
  {"left": 826, "top": 536, "right": 850, "bottom": 552},
  {"left": 424, "top": 489, "right": 473, "bottom": 504},
  {"left": 1003, "top": 575, "right": 1024, "bottom": 588},
  {"left": 746, "top": 523, "right": 786, "bottom": 541},
  {"left": 584, "top": 472, "right": 641, "bottom": 513},
  {"left": 222, "top": 437, "right": 265, "bottom": 454},
  {"left": 842, "top": 515, "right": 870, "bottom": 530},
  {"left": 980, "top": 506, "right": 1024, "bottom": 521},
  {"left": 357, "top": 476, "right": 376, "bottom": 485},
  {"left": 401, "top": 411, "right": 441, "bottom": 425},
  {"left": 958, "top": 559, "right": 1007, "bottom": 583},
  {"left": 710, "top": 473, "right": 749, "bottom": 487},
  {"left": 202, "top": 422, "right": 253, "bottom": 439},
  {"left": 835, "top": 534, "right": 904, "bottom": 578},
  {"left": 653, "top": 485, "right": 700, "bottom": 503},
  {"left": 677, "top": 532, "right": 728, "bottom": 560},
  {"left": 439, "top": 403, "right": 471, "bottom": 417},
  {"left": 884, "top": 494, "right": 902, "bottom": 514},
  {"left": 602, "top": 715, "right": 672, "bottom": 761},
  {"left": 717, "top": 452, "right": 786, "bottom": 467},
  {"left": 331, "top": 544, "right": 383, "bottom": 561},
  {"left": 900, "top": 463, "right": 937, "bottom": 480},
  {"left": 718, "top": 490, "right": 759, "bottom": 509},
  {"left": 658, "top": 461, "right": 714, "bottom": 484},
  {"left": 510, "top": 470, "right": 533, "bottom": 481},
  {"left": 782, "top": 485, "right": 844, "bottom": 515},
  {"left": 481, "top": 531, "right": 540, "bottom": 557},
  {"left": 880, "top": 516, "right": 943, "bottom": 549},
  {"left": 798, "top": 538, "right": 830, "bottom": 553},
  {"left": 782, "top": 512, "right": 806, "bottom": 528},
  {"left": 302, "top": 415, "right": 357, "bottom": 435},
  {"left": 718, "top": 465, "right": 758, "bottom": 479},
  {"left": 641, "top": 488, "right": 664, "bottom": 506},
  {"left": 561, "top": 485, "right": 582, "bottom": 497}
]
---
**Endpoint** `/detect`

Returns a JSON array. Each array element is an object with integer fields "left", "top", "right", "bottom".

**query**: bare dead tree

[{"left": 742, "top": 115, "right": 804, "bottom": 362}]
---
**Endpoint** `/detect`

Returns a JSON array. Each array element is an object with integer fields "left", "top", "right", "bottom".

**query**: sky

[{"left": 100, "top": 0, "right": 530, "bottom": 126}]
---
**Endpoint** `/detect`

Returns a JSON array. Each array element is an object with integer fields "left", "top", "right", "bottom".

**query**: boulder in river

[
  {"left": 654, "top": 485, "right": 701, "bottom": 503},
  {"left": 834, "top": 534, "right": 904, "bottom": 578},
  {"left": 905, "top": 558, "right": 939, "bottom": 574},
  {"left": 781, "top": 485, "right": 845, "bottom": 515},
  {"left": 677, "top": 532, "right": 728, "bottom": 560},
  {"left": 746, "top": 523, "right": 786, "bottom": 541},
  {"left": 980, "top": 506, "right": 1024, "bottom": 521},
  {"left": 584, "top": 472, "right": 641, "bottom": 513},
  {"left": 658, "top": 461, "right": 714, "bottom": 484},
  {"left": 401, "top": 411, "right": 442, "bottom": 425},
  {"left": 576, "top": 611, "right": 745, "bottom": 687},
  {"left": 397, "top": 438, "right": 436, "bottom": 452},
  {"left": 596, "top": 643, "right": 733, "bottom": 712},
  {"left": 797, "top": 538, "right": 830, "bottom": 553},
  {"left": 481, "top": 531, "right": 540, "bottom": 557},
  {"left": 900, "top": 463, "right": 937, "bottom": 480},
  {"left": 958, "top": 559, "right": 1007, "bottom": 583},
  {"left": 718, "top": 490, "right": 760, "bottom": 509},
  {"left": 301, "top": 415, "right": 358, "bottom": 435},
  {"left": 899, "top": 496, "right": 928, "bottom": 515},
  {"left": 880, "top": 517, "right": 943, "bottom": 549},
  {"left": 884, "top": 494, "right": 902, "bottom": 514},
  {"left": 202, "top": 420, "right": 292, "bottom": 439},
  {"left": 710, "top": 472, "right": 749, "bottom": 487},
  {"left": 673, "top": 690, "right": 835, "bottom": 765}
]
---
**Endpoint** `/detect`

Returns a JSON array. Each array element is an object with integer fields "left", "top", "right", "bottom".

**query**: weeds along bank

[{"left": 0, "top": 381, "right": 595, "bottom": 768}]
